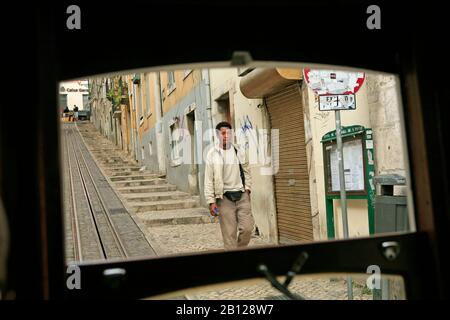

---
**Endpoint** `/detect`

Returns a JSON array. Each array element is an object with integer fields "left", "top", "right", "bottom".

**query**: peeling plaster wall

[
  {"left": 366, "top": 73, "right": 407, "bottom": 196},
  {"left": 89, "top": 78, "right": 115, "bottom": 143}
]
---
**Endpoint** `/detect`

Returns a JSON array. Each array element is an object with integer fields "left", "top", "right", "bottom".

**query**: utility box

[
  {"left": 374, "top": 174, "right": 408, "bottom": 233},
  {"left": 373, "top": 174, "right": 409, "bottom": 300}
]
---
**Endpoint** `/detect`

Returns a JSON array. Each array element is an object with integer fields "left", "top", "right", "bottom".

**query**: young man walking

[{"left": 204, "top": 121, "right": 254, "bottom": 249}]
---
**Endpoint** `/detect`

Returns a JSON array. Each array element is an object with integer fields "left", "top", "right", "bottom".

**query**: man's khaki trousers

[{"left": 217, "top": 191, "right": 254, "bottom": 249}]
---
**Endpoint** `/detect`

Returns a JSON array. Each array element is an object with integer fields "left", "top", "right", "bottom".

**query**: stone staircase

[{"left": 76, "top": 122, "right": 213, "bottom": 228}]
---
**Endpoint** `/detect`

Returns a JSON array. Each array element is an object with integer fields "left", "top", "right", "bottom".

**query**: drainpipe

[
  {"left": 133, "top": 83, "right": 140, "bottom": 163},
  {"left": 154, "top": 72, "right": 166, "bottom": 175},
  {"left": 203, "top": 69, "right": 215, "bottom": 146}
]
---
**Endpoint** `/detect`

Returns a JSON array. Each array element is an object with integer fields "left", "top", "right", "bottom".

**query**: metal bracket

[
  {"left": 230, "top": 51, "right": 253, "bottom": 67},
  {"left": 381, "top": 241, "right": 400, "bottom": 261},
  {"left": 257, "top": 251, "right": 309, "bottom": 300},
  {"left": 103, "top": 268, "right": 127, "bottom": 289}
]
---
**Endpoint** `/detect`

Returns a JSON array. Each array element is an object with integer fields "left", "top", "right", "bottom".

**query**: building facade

[
  {"left": 87, "top": 66, "right": 407, "bottom": 245},
  {"left": 59, "top": 80, "right": 89, "bottom": 114}
]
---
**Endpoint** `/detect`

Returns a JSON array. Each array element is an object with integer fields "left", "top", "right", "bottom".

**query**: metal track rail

[
  {"left": 63, "top": 123, "right": 156, "bottom": 263},
  {"left": 70, "top": 126, "right": 129, "bottom": 259}
]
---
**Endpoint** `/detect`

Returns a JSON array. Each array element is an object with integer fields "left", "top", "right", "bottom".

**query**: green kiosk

[{"left": 321, "top": 125, "right": 376, "bottom": 239}]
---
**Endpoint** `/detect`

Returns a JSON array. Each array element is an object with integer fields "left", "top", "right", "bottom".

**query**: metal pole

[{"left": 335, "top": 110, "right": 353, "bottom": 300}]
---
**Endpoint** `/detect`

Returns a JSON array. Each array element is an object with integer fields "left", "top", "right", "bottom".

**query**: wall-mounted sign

[
  {"left": 303, "top": 69, "right": 365, "bottom": 95},
  {"left": 59, "top": 87, "right": 89, "bottom": 93},
  {"left": 322, "top": 128, "right": 368, "bottom": 195},
  {"left": 321, "top": 127, "right": 376, "bottom": 238},
  {"left": 319, "top": 94, "right": 356, "bottom": 111},
  {"left": 321, "top": 125, "right": 365, "bottom": 142},
  {"left": 326, "top": 139, "right": 365, "bottom": 193}
]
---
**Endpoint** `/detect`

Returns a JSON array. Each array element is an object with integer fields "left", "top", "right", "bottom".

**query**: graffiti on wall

[
  {"left": 236, "top": 114, "right": 274, "bottom": 170},
  {"left": 237, "top": 115, "right": 256, "bottom": 154}
]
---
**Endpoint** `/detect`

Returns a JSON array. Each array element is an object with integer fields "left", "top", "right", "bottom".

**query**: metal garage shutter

[{"left": 266, "top": 82, "right": 314, "bottom": 243}]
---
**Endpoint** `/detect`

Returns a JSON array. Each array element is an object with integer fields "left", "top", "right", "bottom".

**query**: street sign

[
  {"left": 303, "top": 68, "right": 366, "bottom": 301},
  {"left": 319, "top": 94, "right": 356, "bottom": 111},
  {"left": 303, "top": 69, "right": 365, "bottom": 95}
]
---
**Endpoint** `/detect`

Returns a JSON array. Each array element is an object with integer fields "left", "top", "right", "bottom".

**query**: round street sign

[{"left": 303, "top": 68, "right": 365, "bottom": 95}]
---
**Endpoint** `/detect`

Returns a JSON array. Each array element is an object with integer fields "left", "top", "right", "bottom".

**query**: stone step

[
  {"left": 89, "top": 147, "right": 118, "bottom": 150},
  {"left": 91, "top": 151, "right": 122, "bottom": 155},
  {"left": 90, "top": 151, "right": 121, "bottom": 155},
  {"left": 101, "top": 162, "right": 136, "bottom": 168},
  {"left": 117, "top": 184, "right": 177, "bottom": 194},
  {"left": 95, "top": 154, "right": 124, "bottom": 158},
  {"left": 106, "top": 167, "right": 141, "bottom": 172},
  {"left": 138, "top": 207, "right": 214, "bottom": 226},
  {"left": 123, "top": 191, "right": 198, "bottom": 202},
  {"left": 97, "top": 156, "right": 131, "bottom": 160},
  {"left": 113, "top": 178, "right": 167, "bottom": 188},
  {"left": 88, "top": 146, "right": 110, "bottom": 149},
  {"left": 108, "top": 170, "right": 143, "bottom": 177},
  {"left": 131, "top": 198, "right": 200, "bottom": 212},
  {"left": 99, "top": 159, "right": 129, "bottom": 164},
  {"left": 106, "top": 169, "right": 142, "bottom": 175},
  {"left": 90, "top": 148, "right": 117, "bottom": 152},
  {"left": 92, "top": 155, "right": 124, "bottom": 159},
  {"left": 107, "top": 170, "right": 163, "bottom": 178},
  {"left": 95, "top": 155, "right": 126, "bottom": 160},
  {"left": 110, "top": 174, "right": 161, "bottom": 182},
  {"left": 98, "top": 160, "right": 129, "bottom": 165}
]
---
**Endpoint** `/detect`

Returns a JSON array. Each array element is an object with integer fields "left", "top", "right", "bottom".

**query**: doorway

[{"left": 186, "top": 110, "right": 199, "bottom": 195}]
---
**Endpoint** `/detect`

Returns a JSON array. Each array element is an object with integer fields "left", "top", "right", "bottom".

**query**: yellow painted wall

[
  {"left": 136, "top": 72, "right": 158, "bottom": 139},
  {"left": 160, "top": 70, "right": 202, "bottom": 115},
  {"left": 333, "top": 200, "right": 369, "bottom": 238}
]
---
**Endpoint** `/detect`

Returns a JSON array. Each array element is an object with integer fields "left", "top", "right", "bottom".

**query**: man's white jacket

[{"left": 204, "top": 143, "right": 252, "bottom": 205}]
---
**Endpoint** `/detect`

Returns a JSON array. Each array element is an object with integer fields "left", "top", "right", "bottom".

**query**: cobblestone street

[
  {"left": 185, "top": 277, "right": 373, "bottom": 300},
  {"left": 145, "top": 223, "right": 374, "bottom": 300},
  {"left": 145, "top": 222, "right": 271, "bottom": 255}
]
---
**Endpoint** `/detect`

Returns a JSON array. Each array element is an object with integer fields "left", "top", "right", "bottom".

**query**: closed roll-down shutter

[{"left": 266, "top": 83, "right": 314, "bottom": 243}]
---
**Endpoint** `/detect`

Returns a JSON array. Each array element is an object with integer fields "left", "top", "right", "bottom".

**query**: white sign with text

[{"left": 319, "top": 94, "right": 356, "bottom": 111}]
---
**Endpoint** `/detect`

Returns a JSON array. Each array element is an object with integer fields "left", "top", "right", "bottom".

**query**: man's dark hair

[{"left": 215, "top": 121, "right": 232, "bottom": 131}]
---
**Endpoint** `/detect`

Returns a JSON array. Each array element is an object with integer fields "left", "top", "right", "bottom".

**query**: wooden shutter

[{"left": 266, "top": 83, "right": 314, "bottom": 243}]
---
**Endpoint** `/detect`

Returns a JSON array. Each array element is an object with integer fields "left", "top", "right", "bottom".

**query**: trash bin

[
  {"left": 373, "top": 174, "right": 408, "bottom": 300},
  {"left": 374, "top": 174, "right": 408, "bottom": 233}
]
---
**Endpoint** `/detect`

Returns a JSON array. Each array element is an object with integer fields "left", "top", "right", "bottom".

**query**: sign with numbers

[{"left": 319, "top": 94, "right": 356, "bottom": 111}]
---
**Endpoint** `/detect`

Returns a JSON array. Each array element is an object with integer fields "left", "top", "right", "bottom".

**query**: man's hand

[{"left": 209, "top": 203, "right": 219, "bottom": 216}]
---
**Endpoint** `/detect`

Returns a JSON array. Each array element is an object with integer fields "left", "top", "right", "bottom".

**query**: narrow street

[
  {"left": 63, "top": 121, "right": 379, "bottom": 300},
  {"left": 75, "top": 121, "right": 272, "bottom": 256}
]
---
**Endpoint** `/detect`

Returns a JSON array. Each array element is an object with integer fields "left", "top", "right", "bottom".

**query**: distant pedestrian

[
  {"left": 73, "top": 105, "right": 79, "bottom": 121},
  {"left": 204, "top": 121, "right": 254, "bottom": 250},
  {"left": 63, "top": 106, "right": 73, "bottom": 121}
]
